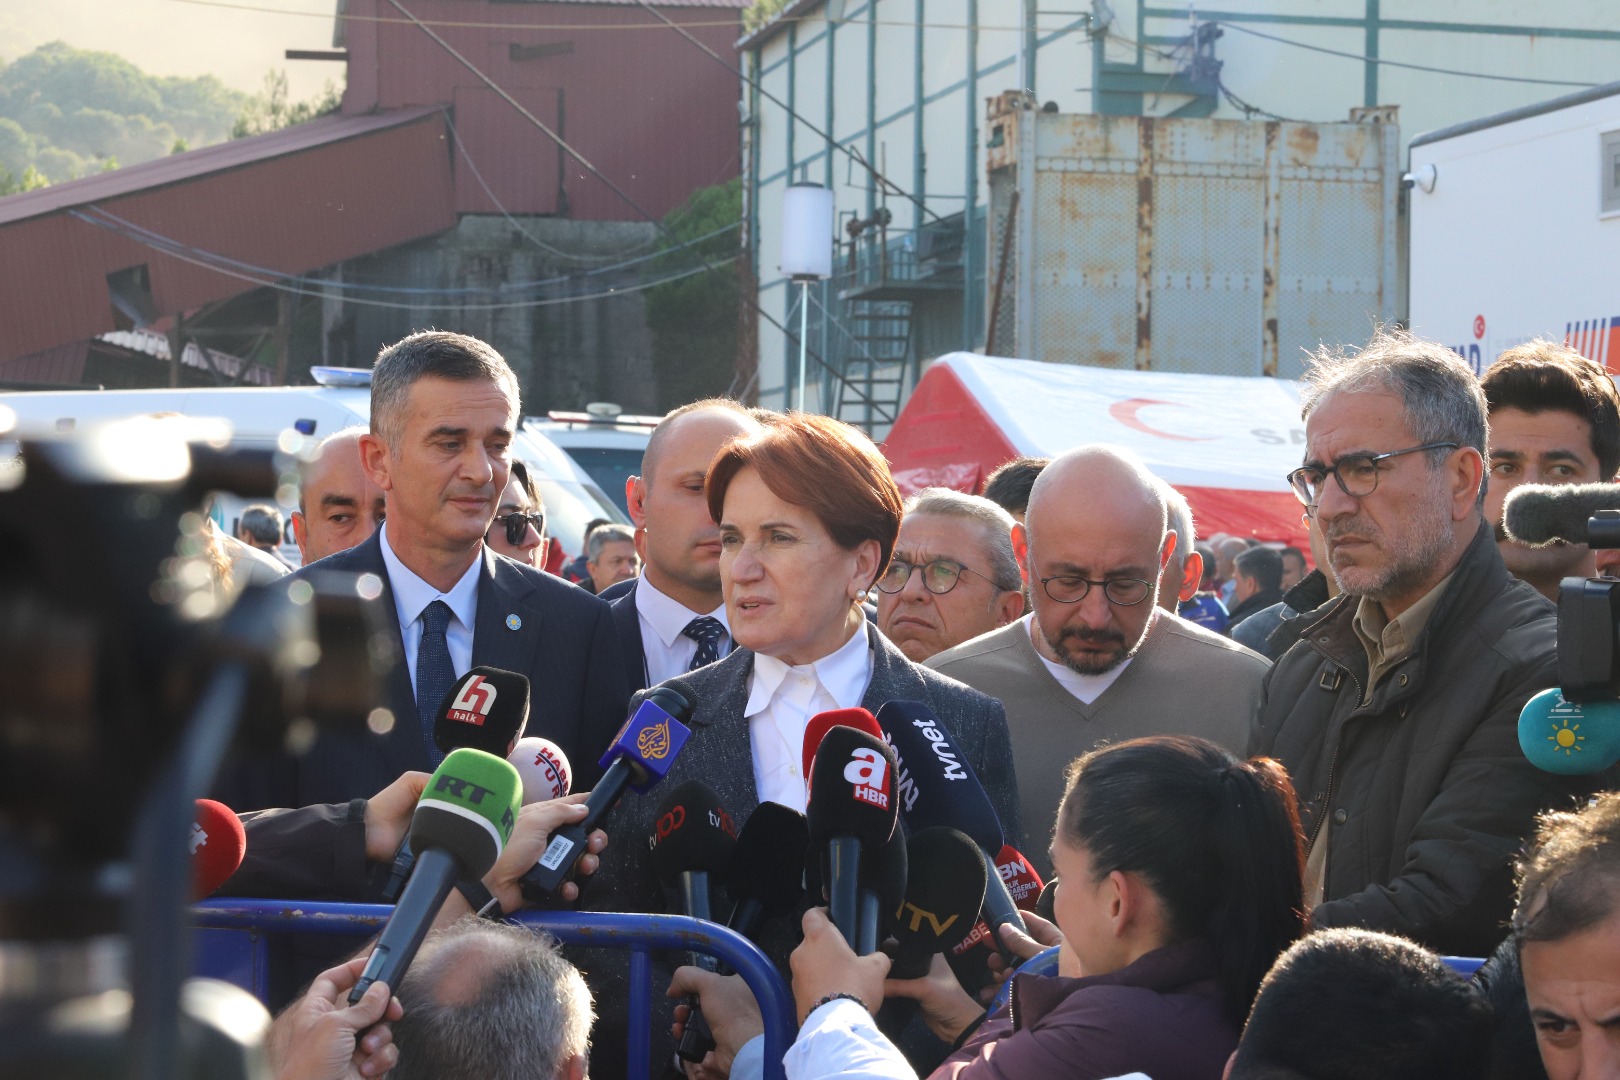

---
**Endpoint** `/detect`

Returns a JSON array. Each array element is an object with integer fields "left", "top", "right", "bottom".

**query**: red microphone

[
  {"left": 191, "top": 799, "right": 247, "bottom": 900},
  {"left": 801, "top": 707, "right": 882, "bottom": 787},
  {"left": 995, "top": 845, "right": 1045, "bottom": 912}
]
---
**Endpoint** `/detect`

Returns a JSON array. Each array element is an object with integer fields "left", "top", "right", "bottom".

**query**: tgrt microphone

[
  {"left": 520, "top": 686, "right": 693, "bottom": 898},
  {"left": 1518, "top": 687, "right": 1620, "bottom": 776},
  {"left": 349, "top": 748, "right": 521, "bottom": 1004}
]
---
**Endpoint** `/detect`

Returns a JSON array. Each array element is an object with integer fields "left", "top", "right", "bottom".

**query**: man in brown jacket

[{"left": 1251, "top": 330, "right": 1591, "bottom": 958}]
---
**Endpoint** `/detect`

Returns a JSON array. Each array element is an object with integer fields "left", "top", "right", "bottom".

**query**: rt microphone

[
  {"left": 510, "top": 736, "right": 572, "bottom": 804},
  {"left": 1503, "top": 484, "right": 1620, "bottom": 547},
  {"left": 1518, "top": 687, "right": 1620, "bottom": 776},
  {"left": 385, "top": 666, "right": 531, "bottom": 901},
  {"left": 520, "top": 686, "right": 693, "bottom": 899},
  {"left": 807, "top": 725, "right": 899, "bottom": 950},
  {"left": 190, "top": 799, "right": 247, "bottom": 900},
  {"left": 349, "top": 748, "right": 521, "bottom": 1004}
]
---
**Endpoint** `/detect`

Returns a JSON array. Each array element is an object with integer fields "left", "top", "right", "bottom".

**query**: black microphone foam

[
  {"left": 433, "top": 666, "right": 530, "bottom": 757},
  {"left": 859, "top": 825, "right": 909, "bottom": 949},
  {"left": 648, "top": 779, "right": 738, "bottom": 882},
  {"left": 725, "top": 801, "right": 809, "bottom": 931},
  {"left": 807, "top": 726, "right": 901, "bottom": 847},
  {"left": 1503, "top": 483, "right": 1620, "bottom": 547},
  {"left": 874, "top": 700, "right": 1003, "bottom": 853},
  {"left": 891, "top": 827, "right": 988, "bottom": 978},
  {"left": 1034, "top": 879, "right": 1057, "bottom": 923}
]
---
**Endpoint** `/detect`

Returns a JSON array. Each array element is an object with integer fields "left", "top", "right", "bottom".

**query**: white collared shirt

[
  {"left": 379, "top": 523, "right": 481, "bottom": 696},
  {"left": 743, "top": 621, "right": 874, "bottom": 812},
  {"left": 634, "top": 576, "right": 732, "bottom": 687},
  {"left": 1027, "top": 614, "right": 1132, "bottom": 705}
]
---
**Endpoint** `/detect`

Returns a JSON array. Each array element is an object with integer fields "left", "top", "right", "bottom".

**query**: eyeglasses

[
  {"left": 490, "top": 510, "right": 545, "bottom": 546},
  {"left": 875, "top": 557, "right": 1001, "bottom": 596},
  {"left": 1286, "top": 442, "right": 1459, "bottom": 510},
  {"left": 1038, "top": 575, "right": 1153, "bottom": 606}
]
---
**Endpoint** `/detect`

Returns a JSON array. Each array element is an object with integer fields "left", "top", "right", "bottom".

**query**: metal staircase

[{"left": 833, "top": 299, "right": 911, "bottom": 432}]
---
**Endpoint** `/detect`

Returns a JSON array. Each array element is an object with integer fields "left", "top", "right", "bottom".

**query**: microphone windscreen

[
  {"left": 1518, "top": 687, "right": 1620, "bottom": 776},
  {"left": 994, "top": 845, "right": 1045, "bottom": 912},
  {"left": 600, "top": 691, "right": 694, "bottom": 789},
  {"left": 807, "top": 726, "right": 900, "bottom": 848},
  {"left": 945, "top": 917, "right": 999, "bottom": 995},
  {"left": 874, "top": 700, "right": 1004, "bottom": 853},
  {"left": 409, "top": 748, "right": 522, "bottom": 880},
  {"left": 863, "top": 826, "right": 909, "bottom": 939},
  {"left": 648, "top": 779, "right": 739, "bottom": 881},
  {"left": 802, "top": 708, "right": 883, "bottom": 779},
  {"left": 892, "top": 827, "right": 986, "bottom": 969},
  {"left": 434, "top": 667, "right": 530, "bottom": 757},
  {"left": 509, "top": 736, "right": 572, "bottom": 803},
  {"left": 1034, "top": 880, "right": 1058, "bottom": 923},
  {"left": 1503, "top": 483, "right": 1620, "bottom": 546},
  {"left": 725, "top": 801, "right": 809, "bottom": 916},
  {"left": 190, "top": 799, "right": 247, "bottom": 900}
]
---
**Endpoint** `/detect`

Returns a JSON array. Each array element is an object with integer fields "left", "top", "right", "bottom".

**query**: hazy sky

[{"left": 0, "top": 0, "right": 342, "bottom": 101}]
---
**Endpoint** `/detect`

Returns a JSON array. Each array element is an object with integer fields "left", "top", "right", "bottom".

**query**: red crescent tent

[{"left": 882, "top": 353, "right": 1311, "bottom": 549}]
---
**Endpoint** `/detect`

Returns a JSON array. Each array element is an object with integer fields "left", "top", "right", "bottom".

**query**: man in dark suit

[
  {"left": 608, "top": 400, "right": 763, "bottom": 693},
  {"left": 276, "top": 331, "right": 630, "bottom": 807}
]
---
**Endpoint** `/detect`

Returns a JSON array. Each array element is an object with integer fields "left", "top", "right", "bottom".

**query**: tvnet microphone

[
  {"left": 1504, "top": 484, "right": 1620, "bottom": 547},
  {"left": 874, "top": 700, "right": 1027, "bottom": 939},
  {"left": 349, "top": 748, "right": 521, "bottom": 1004},
  {"left": 725, "top": 802, "right": 810, "bottom": 939},
  {"left": 385, "top": 666, "right": 532, "bottom": 901},
  {"left": 876, "top": 826, "right": 987, "bottom": 1038},
  {"left": 509, "top": 736, "right": 572, "bottom": 804},
  {"left": 646, "top": 780, "right": 739, "bottom": 1064},
  {"left": 520, "top": 686, "right": 693, "bottom": 899},
  {"left": 190, "top": 799, "right": 247, "bottom": 900},
  {"left": 807, "top": 725, "right": 899, "bottom": 950},
  {"left": 1518, "top": 687, "right": 1620, "bottom": 775}
]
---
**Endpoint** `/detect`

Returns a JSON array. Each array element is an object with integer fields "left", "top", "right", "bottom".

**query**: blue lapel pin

[{"left": 506, "top": 614, "right": 522, "bottom": 631}]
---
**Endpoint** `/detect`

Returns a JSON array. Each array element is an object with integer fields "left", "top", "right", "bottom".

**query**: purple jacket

[{"left": 932, "top": 939, "right": 1237, "bottom": 1080}]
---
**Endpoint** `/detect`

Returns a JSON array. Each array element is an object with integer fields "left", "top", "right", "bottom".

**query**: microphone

[
  {"left": 520, "top": 686, "right": 693, "bottom": 898},
  {"left": 858, "top": 826, "right": 909, "bottom": 957},
  {"left": 873, "top": 700, "right": 1027, "bottom": 939},
  {"left": 994, "top": 845, "right": 1045, "bottom": 912},
  {"left": 385, "top": 666, "right": 532, "bottom": 901},
  {"left": 724, "top": 802, "right": 810, "bottom": 939},
  {"left": 190, "top": 799, "right": 247, "bottom": 900},
  {"left": 349, "top": 748, "right": 521, "bottom": 1004},
  {"left": 876, "top": 827, "right": 987, "bottom": 1038},
  {"left": 807, "top": 726, "right": 899, "bottom": 950},
  {"left": 1034, "top": 880, "right": 1058, "bottom": 923},
  {"left": 801, "top": 707, "right": 884, "bottom": 781},
  {"left": 647, "top": 780, "right": 739, "bottom": 1064},
  {"left": 509, "top": 736, "right": 572, "bottom": 804},
  {"left": 1518, "top": 687, "right": 1620, "bottom": 775},
  {"left": 1503, "top": 484, "right": 1620, "bottom": 547}
]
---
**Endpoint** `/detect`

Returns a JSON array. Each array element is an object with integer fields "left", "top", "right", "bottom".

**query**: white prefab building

[{"left": 738, "top": 0, "right": 1620, "bottom": 428}]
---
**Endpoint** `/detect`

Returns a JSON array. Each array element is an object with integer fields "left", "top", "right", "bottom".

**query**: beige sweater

[{"left": 926, "top": 611, "right": 1269, "bottom": 874}]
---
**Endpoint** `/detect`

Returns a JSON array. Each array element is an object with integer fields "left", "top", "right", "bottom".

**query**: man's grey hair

[
  {"left": 1299, "top": 328, "right": 1488, "bottom": 493},
  {"left": 586, "top": 522, "right": 636, "bottom": 562},
  {"left": 1158, "top": 482, "right": 1195, "bottom": 569},
  {"left": 903, "top": 488, "right": 1022, "bottom": 593},
  {"left": 297, "top": 425, "right": 368, "bottom": 514},
  {"left": 391, "top": 918, "right": 594, "bottom": 1080},
  {"left": 239, "top": 504, "right": 283, "bottom": 545},
  {"left": 370, "top": 331, "right": 520, "bottom": 450}
]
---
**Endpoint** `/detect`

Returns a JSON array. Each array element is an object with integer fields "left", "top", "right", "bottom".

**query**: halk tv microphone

[
  {"left": 190, "top": 798, "right": 247, "bottom": 900},
  {"left": 806, "top": 725, "right": 899, "bottom": 950},
  {"left": 520, "top": 686, "right": 693, "bottom": 899},
  {"left": 350, "top": 748, "right": 521, "bottom": 1004}
]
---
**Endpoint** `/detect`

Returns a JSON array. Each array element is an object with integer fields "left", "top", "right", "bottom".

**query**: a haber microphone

[
  {"left": 190, "top": 799, "right": 247, "bottom": 900},
  {"left": 807, "top": 725, "right": 899, "bottom": 950},
  {"left": 385, "top": 666, "right": 532, "bottom": 901},
  {"left": 510, "top": 736, "right": 572, "bottom": 803},
  {"left": 349, "top": 748, "right": 521, "bottom": 1004},
  {"left": 874, "top": 700, "right": 1027, "bottom": 939},
  {"left": 1518, "top": 687, "right": 1620, "bottom": 776},
  {"left": 1504, "top": 484, "right": 1620, "bottom": 547},
  {"left": 520, "top": 686, "right": 693, "bottom": 899},
  {"left": 647, "top": 780, "right": 740, "bottom": 1064}
]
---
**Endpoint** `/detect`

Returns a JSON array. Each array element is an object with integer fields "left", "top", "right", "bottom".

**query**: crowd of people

[{"left": 210, "top": 326, "right": 1620, "bottom": 1080}]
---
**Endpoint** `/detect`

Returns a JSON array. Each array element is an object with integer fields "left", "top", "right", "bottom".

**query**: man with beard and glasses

[
  {"left": 1480, "top": 340, "right": 1620, "bottom": 602},
  {"left": 929, "top": 445, "right": 1267, "bottom": 874},
  {"left": 1251, "top": 329, "right": 1592, "bottom": 957}
]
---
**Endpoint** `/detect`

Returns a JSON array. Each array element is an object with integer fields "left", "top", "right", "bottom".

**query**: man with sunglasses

[
  {"left": 928, "top": 445, "right": 1267, "bottom": 876},
  {"left": 1251, "top": 330, "right": 1589, "bottom": 958},
  {"left": 875, "top": 488, "right": 1024, "bottom": 662}
]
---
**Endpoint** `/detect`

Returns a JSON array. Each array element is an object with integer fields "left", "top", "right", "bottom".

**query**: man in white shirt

[{"left": 607, "top": 399, "right": 764, "bottom": 692}]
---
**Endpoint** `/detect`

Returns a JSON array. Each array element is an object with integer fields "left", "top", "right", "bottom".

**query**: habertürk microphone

[
  {"left": 509, "top": 736, "right": 572, "bottom": 804},
  {"left": 1503, "top": 483, "right": 1620, "bottom": 547}
]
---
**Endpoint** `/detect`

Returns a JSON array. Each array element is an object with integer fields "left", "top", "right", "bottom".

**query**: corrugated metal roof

[
  {"left": 0, "top": 106, "right": 445, "bottom": 228},
  {"left": 737, "top": 0, "right": 820, "bottom": 51},
  {"left": 97, "top": 329, "right": 272, "bottom": 386}
]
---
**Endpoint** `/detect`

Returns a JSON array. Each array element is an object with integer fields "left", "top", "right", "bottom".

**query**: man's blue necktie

[
  {"left": 415, "top": 599, "right": 454, "bottom": 765},
  {"left": 682, "top": 616, "right": 725, "bottom": 672}
]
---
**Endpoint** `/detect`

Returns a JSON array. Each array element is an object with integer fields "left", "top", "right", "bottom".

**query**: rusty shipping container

[{"left": 983, "top": 95, "right": 1401, "bottom": 378}]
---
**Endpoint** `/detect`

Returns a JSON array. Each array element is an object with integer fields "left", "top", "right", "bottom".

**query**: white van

[{"left": 0, "top": 368, "right": 626, "bottom": 567}]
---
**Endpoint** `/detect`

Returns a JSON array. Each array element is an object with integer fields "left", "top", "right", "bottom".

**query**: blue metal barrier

[{"left": 192, "top": 900, "right": 796, "bottom": 1080}]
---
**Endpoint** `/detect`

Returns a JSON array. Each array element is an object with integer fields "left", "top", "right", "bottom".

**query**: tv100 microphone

[
  {"left": 520, "top": 686, "right": 693, "bottom": 899},
  {"left": 385, "top": 666, "right": 531, "bottom": 901},
  {"left": 349, "top": 748, "right": 522, "bottom": 1004},
  {"left": 807, "top": 725, "right": 899, "bottom": 951}
]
